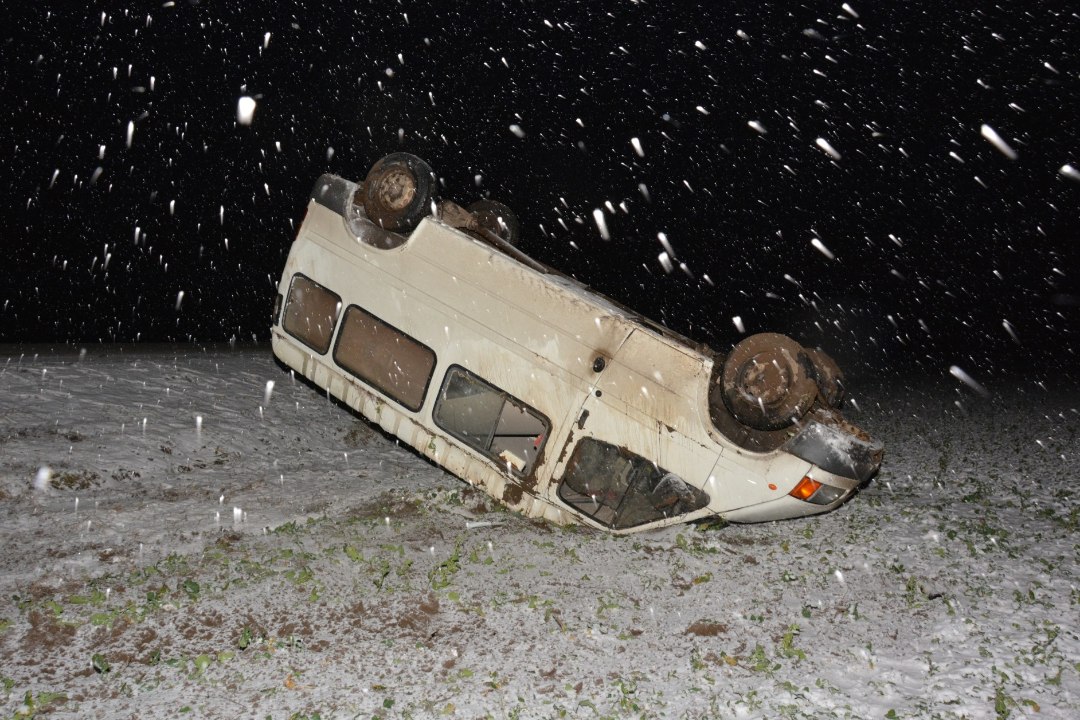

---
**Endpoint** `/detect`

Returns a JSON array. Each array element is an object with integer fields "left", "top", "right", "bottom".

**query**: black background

[{"left": 3, "top": 2, "right": 1078, "bottom": 383}]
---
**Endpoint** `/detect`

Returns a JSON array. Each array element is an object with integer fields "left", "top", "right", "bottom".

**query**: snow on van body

[{"left": 271, "top": 170, "right": 881, "bottom": 534}]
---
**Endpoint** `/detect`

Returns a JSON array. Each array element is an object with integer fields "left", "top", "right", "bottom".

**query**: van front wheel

[
  {"left": 720, "top": 333, "right": 818, "bottom": 431},
  {"left": 362, "top": 153, "right": 434, "bottom": 232}
]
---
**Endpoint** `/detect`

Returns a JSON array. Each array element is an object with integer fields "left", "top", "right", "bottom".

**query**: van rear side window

[
  {"left": 333, "top": 305, "right": 436, "bottom": 412},
  {"left": 434, "top": 366, "right": 549, "bottom": 476},
  {"left": 558, "top": 438, "right": 710, "bottom": 529},
  {"left": 283, "top": 274, "right": 341, "bottom": 354}
]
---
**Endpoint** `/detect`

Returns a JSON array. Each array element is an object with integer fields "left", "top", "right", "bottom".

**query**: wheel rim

[{"left": 370, "top": 166, "right": 417, "bottom": 213}]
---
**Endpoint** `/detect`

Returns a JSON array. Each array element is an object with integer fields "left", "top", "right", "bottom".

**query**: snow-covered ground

[{"left": 0, "top": 345, "right": 1076, "bottom": 719}]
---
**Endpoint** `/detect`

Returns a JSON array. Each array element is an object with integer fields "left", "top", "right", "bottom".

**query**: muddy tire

[
  {"left": 721, "top": 333, "right": 818, "bottom": 431},
  {"left": 361, "top": 153, "right": 434, "bottom": 232},
  {"left": 468, "top": 199, "right": 520, "bottom": 246},
  {"left": 803, "top": 347, "right": 845, "bottom": 408}
]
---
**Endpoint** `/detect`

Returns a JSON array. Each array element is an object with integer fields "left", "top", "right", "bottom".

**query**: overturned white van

[{"left": 271, "top": 153, "right": 882, "bottom": 534}]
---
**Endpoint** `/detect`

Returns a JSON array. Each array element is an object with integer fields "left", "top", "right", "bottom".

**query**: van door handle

[{"left": 577, "top": 409, "right": 589, "bottom": 429}]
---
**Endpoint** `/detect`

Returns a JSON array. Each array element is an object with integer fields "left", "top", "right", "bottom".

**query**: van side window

[
  {"left": 333, "top": 306, "right": 436, "bottom": 412},
  {"left": 434, "top": 366, "right": 549, "bottom": 476},
  {"left": 282, "top": 274, "right": 342, "bottom": 354},
  {"left": 558, "top": 439, "right": 710, "bottom": 529}
]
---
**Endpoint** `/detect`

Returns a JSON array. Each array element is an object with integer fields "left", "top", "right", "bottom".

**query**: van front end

[{"left": 715, "top": 405, "right": 883, "bottom": 524}]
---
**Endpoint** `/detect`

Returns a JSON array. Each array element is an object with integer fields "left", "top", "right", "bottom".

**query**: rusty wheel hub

[
  {"left": 371, "top": 167, "right": 417, "bottom": 212},
  {"left": 736, "top": 351, "right": 796, "bottom": 405}
]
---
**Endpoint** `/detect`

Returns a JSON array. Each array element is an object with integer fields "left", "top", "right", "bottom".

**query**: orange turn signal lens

[{"left": 789, "top": 476, "right": 822, "bottom": 501}]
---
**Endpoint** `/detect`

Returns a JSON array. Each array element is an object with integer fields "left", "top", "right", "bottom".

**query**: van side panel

[
  {"left": 273, "top": 204, "right": 594, "bottom": 522},
  {"left": 272, "top": 332, "right": 578, "bottom": 525}
]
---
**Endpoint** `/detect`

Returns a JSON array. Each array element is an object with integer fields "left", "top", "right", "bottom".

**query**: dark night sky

[{"left": 3, "top": 2, "right": 1078, "bottom": 382}]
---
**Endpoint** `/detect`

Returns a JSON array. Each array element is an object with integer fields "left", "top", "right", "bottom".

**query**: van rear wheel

[
  {"left": 362, "top": 153, "right": 434, "bottom": 232},
  {"left": 720, "top": 333, "right": 818, "bottom": 431},
  {"left": 468, "top": 199, "right": 520, "bottom": 246}
]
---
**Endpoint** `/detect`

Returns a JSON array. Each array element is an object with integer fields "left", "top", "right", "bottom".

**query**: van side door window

[
  {"left": 558, "top": 438, "right": 709, "bottom": 529},
  {"left": 433, "top": 366, "right": 549, "bottom": 477}
]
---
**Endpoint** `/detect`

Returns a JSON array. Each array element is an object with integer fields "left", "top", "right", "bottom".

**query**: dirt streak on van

[{"left": 271, "top": 154, "right": 882, "bottom": 534}]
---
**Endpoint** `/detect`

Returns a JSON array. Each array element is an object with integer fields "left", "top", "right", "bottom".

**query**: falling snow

[
  {"left": 591, "top": 208, "right": 610, "bottom": 240},
  {"left": 814, "top": 137, "right": 841, "bottom": 160},
  {"left": 747, "top": 119, "right": 767, "bottom": 134},
  {"left": 3, "top": 2, "right": 1075, "bottom": 384},
  {"left": 949, "top": 364, "right": 991, "bottom": 397},
  {"left": 810, "top": 236, "right": 836, "bottom": 260},
  {"left": 657, "top": 250, "right": 674, "bottom": 273},
  {"left": 979, "top": 123, "right": 1017, "bottom": 160},
  {"left": 237, "top": 96, "right": 257, "bottom": 125}
]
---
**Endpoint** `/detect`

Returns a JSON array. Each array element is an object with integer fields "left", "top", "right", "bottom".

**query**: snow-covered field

[{"left": 0, "top": 345, "right": 1076, "bottom": 719}]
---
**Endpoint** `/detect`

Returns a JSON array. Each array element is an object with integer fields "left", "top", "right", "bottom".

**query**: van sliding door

[{"left": 553, "top": 331, "right": 718, "bottom": 530}]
